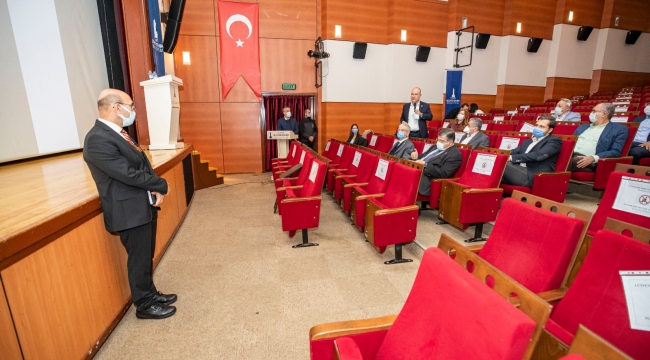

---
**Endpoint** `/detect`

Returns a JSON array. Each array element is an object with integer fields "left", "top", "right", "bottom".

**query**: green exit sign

[{"left": 282, "top": 83, "right": 296, "bottom": 90}]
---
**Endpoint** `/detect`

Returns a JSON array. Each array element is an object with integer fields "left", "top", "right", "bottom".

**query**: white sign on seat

[
  {"left": 352, "top": 151, "right": 362, "bottom": 167},
  {"left": 454, "top": 132, "right": 464, "bottom": 143},
  {"left": 481, "top": 124, "right": 488, "bottom": 130},
  {"left": 519, "top": 123, "right": 535, "bottom": 133},
  {"left": 370, "top": 136, "right": 378, "bottom": 146},
  {"left": 611, "top": 116, "right": 629, "bottom": 123},
  {"left": 337, "top": 144, "right": 344, "bottom": 156},
  {"left": 375, "top": 159, "right": 389, "bottom": 180},
  {"left": 423, "top": 143, "right": 433, "bottom": 153},
  {"left": 613, "top": 176, "right": 650, "bottom": 217},
  {"left": 325, "top": 141, "right": 331, "bottom": 151},
  {"left": 472, "top": 154, "right": 496, "bottom": 175},
  {"left": 621, "top": 271, "right": 650, "bottom": 331},
  {"left": 309, "top": 162, "right": 319, "bottom": 182},
  {"left": 300, "top": 151, "right": 306, "bottom": 164},
  {"left": 493, "top": 116, "right": 505, "bottom": 121},
  {"left": 499, "top": 137, "right": 519, "bottom": 150},
  {"left": 442, "top": 122, "right": 450, "bottom": 128}
]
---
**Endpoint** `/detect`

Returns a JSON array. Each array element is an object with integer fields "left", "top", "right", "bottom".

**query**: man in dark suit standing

[
  {"left": 411, "top": 129, "right": 462, "bottom": 195},
  {"left": 400, "top": 87, "right": 433, "bottom": 139},
  {"left": 458, "top": 118, "right": 491, "bottom": 150},
  {"left": 628, "top": 102, "right": 650, "bottom": 164},
  {"left": 501, "top": 116, "right": 562, "bottom": 187},
  {"left": 299, "top": 108, "right": 317, "bottom": 149},
  {"left": 83, "top": 89, "right": 177, "bottom": 320}
]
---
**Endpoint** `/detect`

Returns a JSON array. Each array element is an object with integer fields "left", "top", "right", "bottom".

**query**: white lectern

[
  {"left": 140, "top": 75, "right": 184, "bottom": 150},
  {"left": 267, "top": 131, "right": 298, "bottom": 158}
]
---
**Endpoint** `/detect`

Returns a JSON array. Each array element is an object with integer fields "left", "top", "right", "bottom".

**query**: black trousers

[
  {"left": 629, "top": 142, "right": 650, "bottom": 165},
  {"left": 501, "top": 162, "right": 531, "bottom": 187},
  {"left": 303, "top": 140, "right": 315, "bottom": 150},
  {"left": 119, "top": 209, "right": 158, "bottom": 310},
  {"left": 410, "top": 129, "right": 426, "bottom": 139}
]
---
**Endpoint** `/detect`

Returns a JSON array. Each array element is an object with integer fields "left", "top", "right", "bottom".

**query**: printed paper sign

[
  {"left": 375, "top": 159, "right": 389, "bottom": 180},
  {"left": 507, "top": 110, "right": 517, "bottom": 115},
  {"left": 325, "top": 141, "right": 331, "bottom": 151},
  {"left": 454, "top": 132, "right": 465, "bottom": 143},
  {"left": 442, "top": 122, "right": 450, "bottom": 128},
  {"left": 519, "top": 105, "right": 530, "bottom": 110},
  {"left": 612, "top": 116, "right": 629, "bottom": 123},
  {"left": 499, "top": 137, "right": 520, "bottom": 150},
  {"left": 292, "top": 146, "right": 297, "bottom": 157},
  {"left": 370, "top": 136, "right": 378, "bottom": 146},
  {"left": 423, "top": 143, "right": 433, "bottom": 153},
  {"left": 613, "top": 101, "right": 630, "bottom": 105},
  {"left": 337, "top": 144, "right": 344, "bottom": 156},
  {"left": 615, "top": 107, "right": 629, "bottom": 113},
  {"left": 472, "top": 153, "right": 497, "bottom": 175},
  {"left": 352, "top": 151, "right": 362, "bottom": 167},
  {"left": 300, "top": 151, "right": 306, "bottom": 164},
  {"left": 493, "top": 116, "right": 505, "bottom": 121},
  {"left": 519, "top": 123, "right": 535, "bottom": 133},
  {"left": 309, "top": 162, "right": 319, "bottom": 182},
  {"left": 612, "top": 176, "right": 650, "bottom": 218},
  {"left": 481, "top": 124, "right": 488, "bottom": 130},
  {"left": 620, "top": 271, "right": 650, "bottom": 331}
]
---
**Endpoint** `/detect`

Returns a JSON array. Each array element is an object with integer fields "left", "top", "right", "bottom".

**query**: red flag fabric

[{"left": 217, "top": 1, "right": 261, "bottom": 99}]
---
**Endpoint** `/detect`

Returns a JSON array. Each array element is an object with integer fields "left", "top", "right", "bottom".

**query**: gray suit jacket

[
  {"left": 555, "top": 111, "right": 581, "bottom": 122},
  {"left": 389, "top": 139, "right": 415, "bottom": 159},
  {"left": 458, "top": 131, "right": 490, "bottom": 149}
]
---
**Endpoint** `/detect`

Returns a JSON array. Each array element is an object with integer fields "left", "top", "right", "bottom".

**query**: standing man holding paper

[
  {"left": 83, "top": 89, "right": 177, "bottom": 320},
  {"left": 400, "top": 87, "right": 432, "bottom": 139},
  {"left": 501, "top": 116, "right": 562, "bottom": 187}
]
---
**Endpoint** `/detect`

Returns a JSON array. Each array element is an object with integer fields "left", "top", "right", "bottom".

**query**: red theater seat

[
  {"left": 496, "top": 131, "right": 531, "bottom": 150},
  {"left": 334, "top": 151, "right": 379, "bottom": 202},
  {"left": 553, "top": 122, "right": 586, "bottom": 135},
  {"left": 376, "top": 136, "right": 395, "bottom": 154},
  {"left": 326, "top": 145, "right": 356, "bottom": 192},
  {"left": 561, "top": 325, "right": 634, "bottom": 360},
  {"left": 309, "top": 247, "right": 551, "bottom": 360},
  {"left": 491, "top": 121, "right": 518, "bottom": 132},
  {"left": 350, "top": 159, "right": 395, "bottom": 232},
  {"left": 275, "top": 152, "right": 315, "bottom": 214},
  {"left": 423, "top": 143, "right": 472, "bottom": 210}
]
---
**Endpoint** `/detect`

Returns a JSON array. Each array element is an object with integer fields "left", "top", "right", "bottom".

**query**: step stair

[{"left": 191, "top": 151, "right": 224, "bottom": 190}]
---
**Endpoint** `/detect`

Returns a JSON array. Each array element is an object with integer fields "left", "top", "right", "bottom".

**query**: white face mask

[
  {"left": 463, "top": 126, "right": 470, "bottom": 133},
  {"left": 457, "top": 113, "right": 465, "bottom": 121},
  {"left": 118, "top": 104, "right": 136, "bottom": 127},
  {"left": 436, "top": 141, "right": 446, "bottom": 151},
  {"left": 644, "top": 106, "right": 650, "bottom": 115},
  {"left": 285, "top": 111, "right": 292, "bottom": 118},
  {"left": 306, "top": 113, "right": 312, "bottom": 118}
]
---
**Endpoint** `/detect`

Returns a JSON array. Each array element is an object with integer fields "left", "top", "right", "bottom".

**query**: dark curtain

[{"left": 264, "top": 95, "right": 310, "bottom": 171}]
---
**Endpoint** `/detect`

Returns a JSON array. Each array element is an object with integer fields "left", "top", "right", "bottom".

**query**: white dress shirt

[
  {"left": 519, "top": 135, "right": 547, "bottom": 167},
  {"left": 98, "top": 118, "right": 128, "bottom": 140},
  {"left": 408, "top": 102, "right": 420, "bottom": 131}
]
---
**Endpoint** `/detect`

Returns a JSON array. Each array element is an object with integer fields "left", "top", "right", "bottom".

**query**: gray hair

[
  {"left": 559, "top": 98, "right": 572, "bottom": 109},
  {"left": 399, "top": 123, "right": 411, "bottom": 133},
  {"left": 469, "top": 118, "right": 482, "bottom": 129},
  {"left": 97, "top": 93, "right": 120, "bottom": 110},
  {"left": 439, "top": 129, "right": 455, "bottom": 142},
  {"left": 600, "top": 103, "right": 615, "bottom": 119}
]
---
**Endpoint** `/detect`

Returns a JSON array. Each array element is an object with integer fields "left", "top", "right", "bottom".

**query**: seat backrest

[
  {"left": 492, "top": 121, "right": 518, "bottom": 132},
  {"left": 330, "top": 142, "right": 345, "bottom": 164},
  {"left": 338, "top": 145, "right": 356, "bottom": 168},
  {"left": 479, "top": 198, "right": 585, "bottom": 293},
  {"left": 588, "top": 171, "right": 650, "bottom": 235},
  {"left": 366, "top": 159, "right": 395, "bottom": 194},
  {"left": 354, "top": 152, "right": 379, "bottom": 183},
  {"left": 497, "top": 133, "right": 529, "bottom": 150},
  {"left": 454, "top": 144, "right": 473, "bottom": 177},
  {"left": 381, "top": 162, "right": 421, "bottom": 208},
  {"left": 322, "top": 140, "right": 337, "bottom": 160},
  {"left": 293, "top": 153, "right": 315, "bottom": 185},
  {"left": 367, "top": 134, "right": 379, "bottom": 149},
  {"left": 550, "top": 230, "right": 650, "bottom": 360},
  {"left": 376, "top": 248, "right": 539, "bottom": 360},
  {"left": 621, "top": 124, "right": 637, "bottom": 154},
  {"left": 482, "top": 130, "right": 500, "bottom": 148},
  {"left": 555, "top": 135, "right": 578, "bottom": 172},
  {"left": 412, "top": 140, "right": 425, "bottom": 154},
  {"left": 553, "top": 122, "right": 582, "bottom": 135},
  {"left": 458, "top": 149, "right": 509, "bottom": 188},
  {"left": 292, "top": 146, "right": 305, "bottom": 166},
  {"left": 345, "top": 150, "right": 365, "bottom": 176},
  {"left": 298, "top": 157, "right": 327, "bottom": 197},
  {"left": 377, "top": 136, "right": 395, "bottom": 153}
]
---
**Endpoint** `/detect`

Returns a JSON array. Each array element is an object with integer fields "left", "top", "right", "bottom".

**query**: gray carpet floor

[{"left": 95, "top": 173, "right": 599, "bottom": 359}]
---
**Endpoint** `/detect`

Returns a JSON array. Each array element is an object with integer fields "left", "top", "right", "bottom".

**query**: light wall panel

[
  {"left": 174, "top": 35, "right": 221, "bottom": 103},
  {"left": 179, "top": 103, "right": 224, "bottom": 172},
  {"left": 220, "top": 102, "right": 263, "bottom": 173}
]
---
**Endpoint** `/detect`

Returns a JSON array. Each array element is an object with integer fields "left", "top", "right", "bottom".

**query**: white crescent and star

[{"left": 226, "top": 14, "right": 252, "bottom": 47}]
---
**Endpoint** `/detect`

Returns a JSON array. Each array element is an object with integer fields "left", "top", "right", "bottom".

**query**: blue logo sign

[
  {"left": 147, "top": 0, "right": 165, "bottom": 77},
  {"left": 445, "top": 70, "right": 463, "bottom": 116}
]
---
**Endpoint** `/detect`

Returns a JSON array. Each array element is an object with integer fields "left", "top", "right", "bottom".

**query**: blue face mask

[
  {"left": 554, "top": 107, "right": 563, "bottom": 116},
  {"left": 119, "top": 104, "right": 136, "bottom": 127},
  {"left": 396, "top": 131, "right": 405, "bottom": 139},
  {"left": 352, "top": 128, "right": 358, "bottom": 134},
  {"left": 532, "top": 128, "right": 545, "bottom": 138}
]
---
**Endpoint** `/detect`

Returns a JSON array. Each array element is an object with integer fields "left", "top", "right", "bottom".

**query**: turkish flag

[{"left": 217, "top": 1, "right": 261, "bottom": 99}]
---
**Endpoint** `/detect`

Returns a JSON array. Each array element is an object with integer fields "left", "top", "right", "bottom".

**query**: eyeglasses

[
  {"left": 590, "top": 109, "right": 604, "bottom": 114},
  {"left": 117, "top": 102, "right": 136, "bottom": 111}
]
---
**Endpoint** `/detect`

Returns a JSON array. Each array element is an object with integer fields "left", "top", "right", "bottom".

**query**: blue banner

[
  {"left": 444, "top": 70, "right": 463, "bottom": 117},
  {"left": 147, "top": 0, "right": 165, "bottom": 77}
]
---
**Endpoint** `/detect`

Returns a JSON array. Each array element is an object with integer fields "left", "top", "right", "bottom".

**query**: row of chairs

[{"left": 309, "top": 167, "right": 650, "bottom": 359}]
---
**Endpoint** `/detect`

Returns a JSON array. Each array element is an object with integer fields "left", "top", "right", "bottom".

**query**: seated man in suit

[
  {"left": 400, "top": 87, "right": 433, "bottom": 139},
  {"left": 411, "top": 128, "right": 462, "bottom": 196},
  {"left": 501, "top": 116, "right": 562, "bottom": 187},
  {"left": 389, "top": 123, "right": 415, "bottom": 159},
  {"left": 458, "top": 118, "right": 491, "bottom": 149},
  {"left": 628, "top": 102, "right": 650, "bottom": 164},
  {"left": 570, "top": 103, "right": 628, "bottom": 172},
  {"left": 552, "top": 98, "right": 581, "bottom": 122}
]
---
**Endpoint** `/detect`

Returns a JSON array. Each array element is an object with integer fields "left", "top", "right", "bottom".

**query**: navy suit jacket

[
  {"left": 573, "top": 122, "right": 628, "bottom": 159},
  {"left": 510, "top": 135, "right": 562, "bottom": 185},
  {"left": 632, "top": 115, "right": 650, "bottom": 142},
  {"left": 400, "top": 101, "right": 433, "bottom": 137}
]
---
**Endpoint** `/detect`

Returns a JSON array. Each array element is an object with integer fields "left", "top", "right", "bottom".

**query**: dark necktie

[
  {"left": 422, "top": 149, "right": 442, "bottom": 162},
  {"left": 121, "top": 129, "right": 143, "bottom": 152},
  {"left": 389, "top": 142, "right": 400, "bottom": 155}
]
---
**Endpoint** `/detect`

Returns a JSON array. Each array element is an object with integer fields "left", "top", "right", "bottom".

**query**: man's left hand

[
  {"left": 309, "top": 136, "right": 314, "bottom": 142},
  {"left": 414, "top": 109, "right": 422, "bottom": 116},
  {"left": 576, "top": 156, "right": 595, "bottom": 168},
  {"left": 152, "top": 191, "right": 165, "bottom": 207},
  {"left": 640, "top": 142, "right": 650, "bottom": 151}
]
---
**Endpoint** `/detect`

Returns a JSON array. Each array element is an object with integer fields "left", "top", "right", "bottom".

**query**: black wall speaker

[
  {"left": 353, "top": 42, "right": 368, "bottom": 59},
  {"left": 163, "top": 0, "right": 186, "bottom": 53},
  {"left": 625, "top": 30, "right": 642, "bottom": 44},
  {"left": 475, "top": 33, "right": 491, "bottom": 49},
  {"left": 527, "top": 38, "right": 543, "bottom": 53},
  {"left": 416, "top": 46, "right": 431, "bottom": 62},
  {"left": 577, "top": 26, "right": 593, "bottom": 41}
]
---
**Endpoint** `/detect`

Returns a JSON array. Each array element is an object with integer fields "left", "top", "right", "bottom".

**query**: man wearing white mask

[
  {"left": 277, "top": 107, "right": 299, "bottom": 135},
  {"left": 552, "top": 98, "right": 581, "bottom": 122},
  {"left": 411, "top": 128, "right": 462, "bottom": 196},
  {"left": 628, "top": 101, "right": 650, "bottom": 164},
  {"left": 400, "top": 87, "right": 433, "bottom": 139},
  {"left": 83, "top": 89, "right": 177, "bottom": 320},
  {"left": 458, "top": 118, "right": 491, "bottom": 150},
  {"left": 570, "top": 103, "right": 628, "bottom": 172}
]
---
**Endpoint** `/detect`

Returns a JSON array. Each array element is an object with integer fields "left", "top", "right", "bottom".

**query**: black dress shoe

[
  {"left": 136, "top": 303, "right": 176, "bottom": 319},
  {"left": 153, "top": 291, "right": 177, "bottom": 305}
]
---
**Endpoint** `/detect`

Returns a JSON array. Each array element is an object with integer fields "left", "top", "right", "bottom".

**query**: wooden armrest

[
  {"left": 336, "top": 174, "right": 357, "bottom": 179},
  {"left": 599, "top": 156, "right": 632, "bottom": 163},
  {"left": 344, "top": 182, "right": 368, "bottom": 188},
  {"left": 356, "top": 193, "right": 385, "bottom": 201},
  {"left": 433, "top": 177, "right": 459, "bottom": 183},
  {"left": 275, "top": 177, "right": 298, "bottom": 182},
  {"left": 277, "top": 185, "right": 304, "bottom": 192},
  {"left": 309, "top": 314, "right": 398, "bottom": 341},
  {"left": 329, "top": 168, "right": 347, "bottom": 172},
  {"left": 464, "top": 188, "right": 504, "bottom": 194},
  {"left": 282, "top": 195, "right": 322, "bottom": 204},
  {"left": 535, "top": 171, "right": 570, "bottom": 177},
  {"left": 465, "top": 244, "right": 484, "bottom": 253},
  {"left": 376, "top": 205, "right": 419, "bottom": 216},
  {"left": 537, "top": 288, "right": 568, "bottom": 303}
]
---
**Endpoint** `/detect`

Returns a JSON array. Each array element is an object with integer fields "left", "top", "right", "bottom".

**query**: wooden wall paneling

[
  {"left": 174, "top": 35, "right": 221, "bottom": 103},
  {"left": 321, "top": 0, "right": 388, "bottom": 44},
  {"left": 462, "top": 94, "right": 497, "bottom": 114},
  {"left": 321, "top": 103, "right": 387, "bottom": 142},
  {"left": 448, "top": 0, "right": 506, "bottom": 36},
  {"left": 545, "top": 77, "right": 592, "bottom": 100},
  {"left": 122, "top": 0, "right": 153, "bottom": 145},
  {"left": 0, "top": 282, "right": 22, "bottom": 360},
  {"left": 496, "top": 85, "right": 546, "bottom": 108},
  {"left": 601, "top": 0, "right": 650, "bottom": 31},
  {"left": 555, "top": 0, "right": 605, "bottom": 27},
  {"left": 220, "top": 103, "right": 264, "bottom": 173},
  {"left": 385, "top": 103, "right": 404, "bottom": 134},
  {"left": 154, "top": 166, "right": 182, "bottom": 261},
  {"left": 179, "top": 103, "right": 225, "bottom": 173},
  {"left": 260, "top": 39, "right": 316, "bottom": 93},
  {"left": 173, "top": 162, "right": 188, "bottom": 215},
  {"left": 388, "top": 0, "right": 449, "bottom": 48},
  {"left": 2, "top": 215, "right": 130, "bottom": 360},
  {"left": 590, "top": 70, "right": 650, "bottom": 93},
  {"left": 502, "top": 0, "right": 556, "bottom": 39},
  {"left": 179, "top": 0, "right": 216, "bottom": 36}
]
